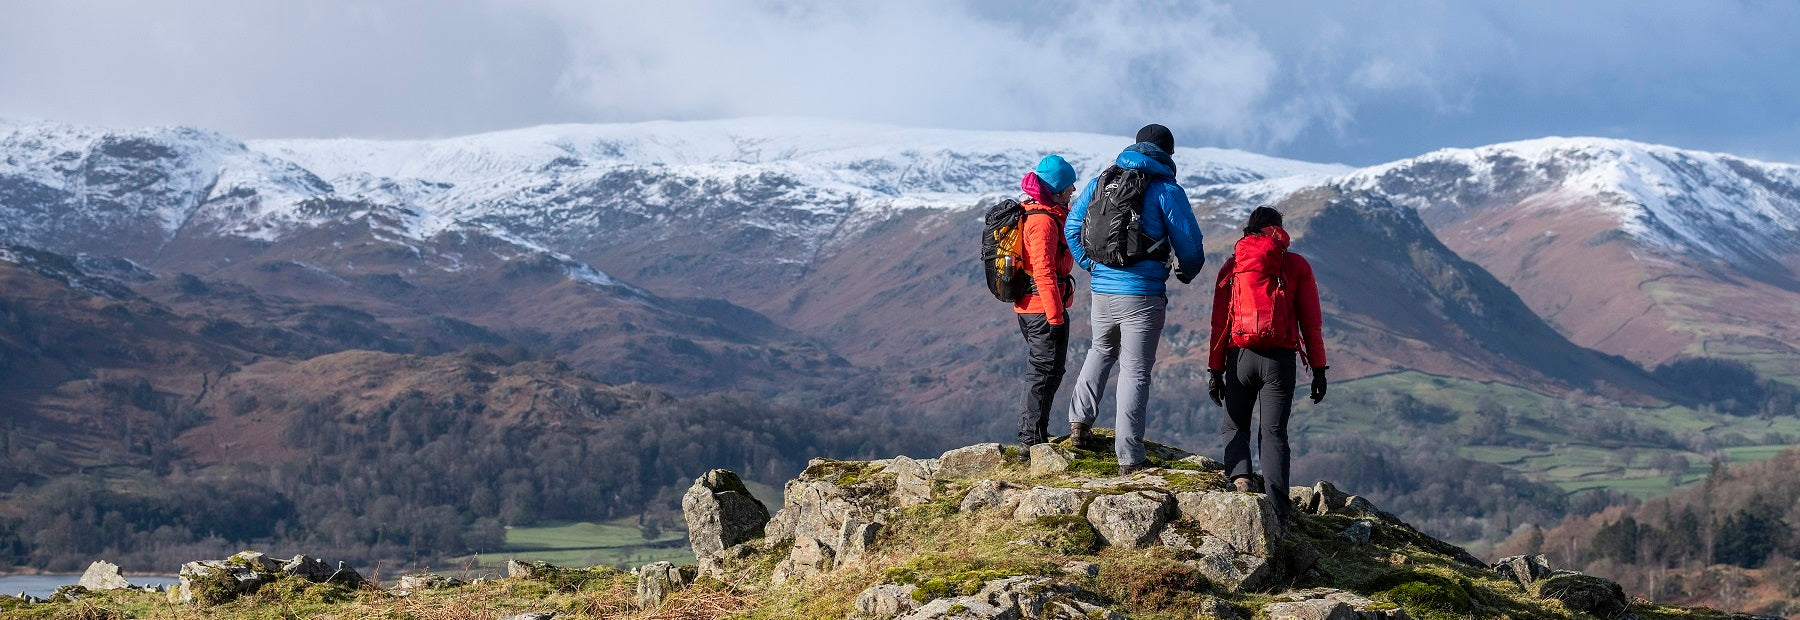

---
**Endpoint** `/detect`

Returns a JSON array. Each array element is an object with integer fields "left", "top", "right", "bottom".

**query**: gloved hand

[
  {"left": 1207, "top": 369, "right": 1225, "bottom": 407},
  {"left": 1175, "top": 266, "right": 1199, "bottom": 284},
  {"left": 1310, "top": 368, "right": 1328, "bottom": 404}
]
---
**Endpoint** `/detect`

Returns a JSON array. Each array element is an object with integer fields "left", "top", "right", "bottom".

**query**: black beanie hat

[{"left": 1135, "top": 123, "right": 1175, "bottom": 153}]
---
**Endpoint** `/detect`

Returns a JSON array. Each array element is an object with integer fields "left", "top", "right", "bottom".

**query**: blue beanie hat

[{"left": 1033, "top": 155, "right": 1077, "bottom": 193}]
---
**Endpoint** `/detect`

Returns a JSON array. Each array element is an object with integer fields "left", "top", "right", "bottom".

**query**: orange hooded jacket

[{"left": 1013, "top": 199, "right": 1075, "bottom": 325}]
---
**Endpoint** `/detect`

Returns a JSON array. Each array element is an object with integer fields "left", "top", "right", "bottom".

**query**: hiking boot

[
  {"left": 1069, "top": 422, "right": 1095, "bottom": 450},
  {"left": 1118, "top": 462, "right": 1151, "bottom": 476}
]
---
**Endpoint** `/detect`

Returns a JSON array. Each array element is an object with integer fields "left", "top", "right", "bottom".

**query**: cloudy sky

[{"left": 2, "top": 0, "right": 1795, "bottom": 165}]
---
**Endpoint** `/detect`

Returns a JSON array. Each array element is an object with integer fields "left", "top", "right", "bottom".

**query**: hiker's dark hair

[{"left": 1245, "top": 206, "right": 1284, "bottom": 235}]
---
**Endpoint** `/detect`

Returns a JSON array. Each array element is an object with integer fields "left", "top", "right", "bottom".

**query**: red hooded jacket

[{"left": 1208, "top": 226, "right": 1327, "bottom": 370}]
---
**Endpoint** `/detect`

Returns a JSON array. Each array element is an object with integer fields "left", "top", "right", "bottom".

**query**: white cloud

[{"left": 0, "top": 1, "right": 1796, "bottom": 163}]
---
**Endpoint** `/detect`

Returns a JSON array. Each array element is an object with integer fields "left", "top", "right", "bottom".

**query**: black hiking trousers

[
  {"left": 1017, "top": 313, "right": 1069, "bottom": 446},
  {"left": 1221, "top": 347, "right": 1297, "bottom": 518}
]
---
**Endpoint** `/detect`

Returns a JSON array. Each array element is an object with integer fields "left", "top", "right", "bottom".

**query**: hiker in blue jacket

[{"left": 1063, "top": 124, "right": 1206, "bottom": 474}]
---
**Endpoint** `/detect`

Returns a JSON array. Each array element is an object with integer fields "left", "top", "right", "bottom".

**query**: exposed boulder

[
  {"left": 682, "top": 469, "right": 772, "bottom": 566},
  {"left": 1491, "top": 554, "right": 1555, "bottom": 590},
  {"left": 936, "top": 443, "right": 1006, "bottom": 479},
  {"left": 1028, "top": 444, "right": 1072, "bottom": 476},
  {"left": 78, "top": 561, "right": 133, "bottom": 591},
  {"left": 959, "top": 479, "right": 1025, "bottom": 514},
  {"left": 1189, "top": 534, "right": 1274, "bottom": 593},
  {"left": 1338, "top": 520, "right": 1374, "bottom": 545},
  {"left": 634, "top": 561, "right": 696, "bottom": 607},
  {"left": 772, "top": 536, "right": 836, "bottom": 585},
  {"left": 394, "top": 573, "right": 465, "bottom": 596},
  {"left": 1012, "top": 486, "right": 1094, "bottom": 521},
  {"left": 1266, "top": 588, "right": 1413, "bottom": 620},
  {"left": 1173, "top": 490, "right": 1283, "bottom": 556},
  {"left": 1532, "top": 573, "right": 1630, "bottom": 619},
  {"left": 1085, "top": 490, "right": 1174, "bottom": 549},
  {"left": 886, "top": 456, "right": 940, "bottom": 506},
  {"left": 280, "top": 554, "right": 364, "bottom": 586},
  {"left": 898, "top": 575, "right": 1124, "bottom": 620},
  {"left": 171, "top": 551, "right": 363, "bottom": 604},
  {"left": 1177, "top": 454, "right": 1226, "bottom": 471},
  {"left": 853, "top": 583, "right": 920, "bottom": 619}
]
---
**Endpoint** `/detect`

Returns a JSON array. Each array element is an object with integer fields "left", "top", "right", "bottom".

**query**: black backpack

[
  {"left": 981, "top": 199, "right": 1050, "bottom": 302},
  {"left": 1080, "top": 165, "right": 1169, "bottom": 268}
]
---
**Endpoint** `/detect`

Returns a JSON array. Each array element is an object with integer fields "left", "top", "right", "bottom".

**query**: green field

[
  {"left": 449, "top": 517, "right": 695, "bottom": 571},
  {"left": 1310, "top": 371, "right": 1800, "bottom": 499}
]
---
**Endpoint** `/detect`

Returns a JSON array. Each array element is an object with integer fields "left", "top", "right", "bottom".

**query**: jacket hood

[
  {"left": 1116, "top": 142, "right": 1177, "bottom": 177},
  {"left": 1020, "top": 171, "right": 1068, "bottom": 210},
  {"left": 1236, "top": 225, "right": 1292, "bottom": 255}
]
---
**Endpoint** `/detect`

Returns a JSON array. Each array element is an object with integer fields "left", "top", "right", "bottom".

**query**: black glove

[
  {"left": 1207, "top": 369, "right": 1225, "bottom": 407},
  {"left": 1176, "top": 267, "right": 1199, "bottom": 285},
  {"left": 1310, "top": 368, "right": 1328, "bottom": 404}
]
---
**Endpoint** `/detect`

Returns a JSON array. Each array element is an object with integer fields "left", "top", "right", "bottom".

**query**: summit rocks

[{"left": 678, "top": 437, "right": 1482, "bottom": 618}]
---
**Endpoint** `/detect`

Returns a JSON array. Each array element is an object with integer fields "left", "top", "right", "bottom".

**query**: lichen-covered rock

[
  {"left": 772, "top": 536, "right": 836, "bottom": 585},
  {"left": 280, "top": 554, "right": 364, "bottom": 587},
  {"left": 1338, "top": 520, "right": 1374, "bottom": 545},
  {"left": 177, "top": 559, "right": 273, "bottom": 604},
  {"left": 1265, "top": 599, "right": 1358, "bottom": 620},
  {"left": 887, "top": 456, "right": 940, "bottom": 506},
  {"left": 1492, "top": 554, "right": 1554, "bottom": 590},
  {"left": 1012, "top": 486, "right": 1094, "bottom": 521},
  {"left": 682, "top": 469, "right": 771, "bottom": 565},
  {"left": 1532, "top": 573, "right": 1629, "bottom": 619},
  {"left": 498, "top": 613, "right": 556, "bottom": 620},
  {"left": 936, "top": 443, "right": 1006, "bottom": 479},
  {"left": 838, "top": 519, "right": 883, "bottom": 565},
  {"left": 1266, "top": 588, "right": 1412, "bottom": 619},
  {"left": 1045, "top": 600, "right": 1127, "bottom": 620},
  {"left": 78, "top": 561, "right": 132, "bottom": 591},
  {"left": 1190, "top": 535, "right": 1274, "bottom": 593},
  {"left": 959, "top": 479, "right": 1024, "bottom": 514},
  {"left": 899, "top": 575, "right": 1121, "bottom": 620},
  {"left": 394, "top": 573, "right": 465, "bottom": 595},
  {"left": 634, "top": 561, "right": 695, "bottom": 607},
  {"left": 1176, "top": 454, "right": 1226, "bottom": 471},
  {"left": 1085, "top": 490, "right": 1174, "bottom": 548},
  {"left": 853, "top": 583, "right": 920, "bottom": 619},
  {"left": 1029, "top": 444, "right": 1072, "bottom": 476},
  {"left": 1174, "top": 490, "right": 1283, "bottom": 556}
]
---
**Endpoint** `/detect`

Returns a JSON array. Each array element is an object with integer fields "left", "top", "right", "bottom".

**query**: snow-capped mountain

[
  {"left": 4, "top": 115, "right": 1797, "bottom": 395},
  {"left": 1203, "top": 137, "right": 1800, "bottom": 369}
]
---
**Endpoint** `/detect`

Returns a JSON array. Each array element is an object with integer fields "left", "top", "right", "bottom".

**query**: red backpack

[{"left": 1226, "top": 228, "right": 1298, "bottom": 350}]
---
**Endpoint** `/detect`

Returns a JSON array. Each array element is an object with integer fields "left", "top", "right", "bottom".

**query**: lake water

[{"left": 0, "top": 574, "right": 180, "bottom": 598}]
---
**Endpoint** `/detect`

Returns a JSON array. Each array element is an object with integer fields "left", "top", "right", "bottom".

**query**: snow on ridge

[{"left": 1327, "top": 136, "right": 1800, "bottom": 258}]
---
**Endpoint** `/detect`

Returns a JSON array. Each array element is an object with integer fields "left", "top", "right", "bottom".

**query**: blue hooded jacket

[{"left": 1065, "top": 143, "right": 1205, "bottom": 296}]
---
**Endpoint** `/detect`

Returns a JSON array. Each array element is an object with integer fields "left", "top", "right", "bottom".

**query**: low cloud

[{"left": 1, "top": 1, "right": 1796, "bottom": 164}]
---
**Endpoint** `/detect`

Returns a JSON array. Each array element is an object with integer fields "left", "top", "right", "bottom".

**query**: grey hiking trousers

[{"left": 1067, "top": 293, "right": 1167, "bottom": 467}]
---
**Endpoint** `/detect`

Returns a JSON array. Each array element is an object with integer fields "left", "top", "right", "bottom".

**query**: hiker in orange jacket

[
  {"left": 1206, "top": 206, "right": 1327, "bottom": 521},
  {"left": 1014, "top": 155, "right": 1079, "bottom": 448}
]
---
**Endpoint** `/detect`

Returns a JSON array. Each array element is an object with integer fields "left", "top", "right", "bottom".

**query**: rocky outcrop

[
  {"left": 935, "top": 443, "right": 1006, "bottom": 480},
  {"left": 78, "top": 560, "right": 133, "bottom": 591},
  {"left": 170, "top": 551, "right": 365, "bottom": 604},
  {"left": 682, "top": 468, "right": 771, "bottom": 572},
  {"left": 890, "top": 576, "right": 1124, "bottom": 620},
  {"left": 1266, "top": 589, "right": 1413, "bottom": 620},
  {"left": 634, "top": 561, "right": 696, "bottom": 607},
  {"left": 1489, "top": 554, "right": 1633, "bottom": 619},
  {"left": 1028, "top": 444, "right": 1072, "bottom": 476},
  {"left": 1085, "top": 490, "right": 1174, "bottom": 549}
]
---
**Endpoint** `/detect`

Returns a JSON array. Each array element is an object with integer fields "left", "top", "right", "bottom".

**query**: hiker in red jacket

[
  {"left": 1206, "top": 206, "right": 1327, "bottom": 521},
  {"left": 1014, "top": 155, "right": 1079, "bottom": 448}
]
